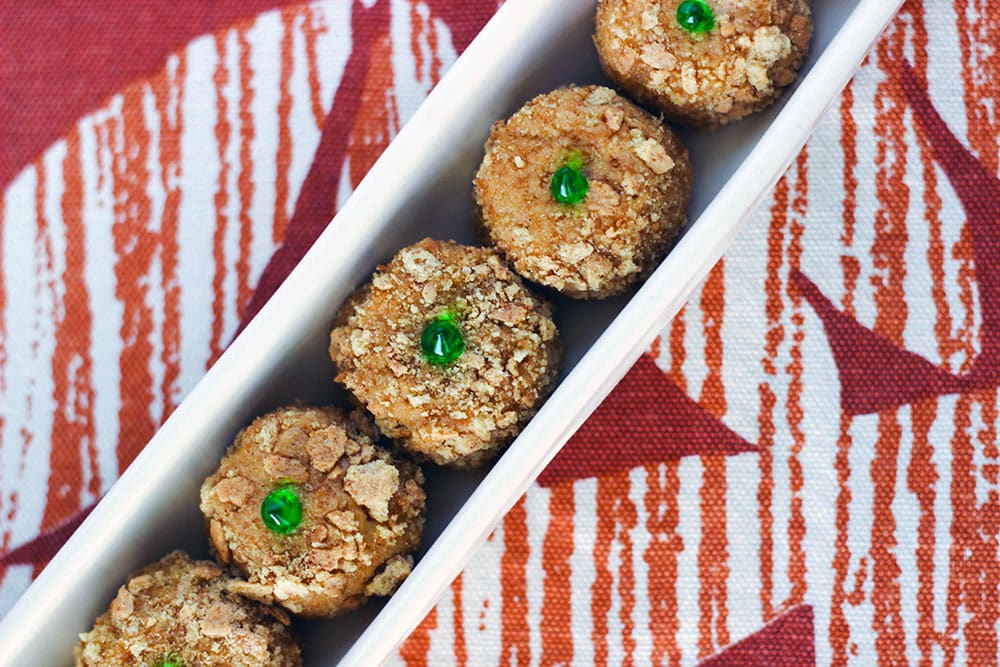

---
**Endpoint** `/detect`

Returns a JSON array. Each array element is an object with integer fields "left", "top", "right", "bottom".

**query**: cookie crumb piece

[
  {"left": 364, "top": 555, "right": 413, "bottom": 597},
  {"left": 213, "top": 476, "right": 255, "bottom": 507},
  {"left": 305, "top": 427, "right": 348, "bottom": 472},
  {"left": 344, "top": 460, "right": 400, "bottom": 523}
]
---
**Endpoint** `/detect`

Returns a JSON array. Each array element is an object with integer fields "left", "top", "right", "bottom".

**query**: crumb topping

[
  {"left": 595, "top": 0, "right": 812, "bottom": 127},
  {"left": 345, "top": 459, "right": 400, "bottom": 523},
  {"left": 329, "top": 239, "right": 561, "bottom": 467},
  {"left": 74, "top": 551, "right": 301, "bottom": 666},
  {"left": 474, "top": 85, "right": 691, "bottom": 298},
  {"left": 199, "top": 406, "right": 425, "bottom": 617}
]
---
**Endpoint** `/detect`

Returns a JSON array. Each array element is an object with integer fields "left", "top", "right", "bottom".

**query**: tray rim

[{"left": 339, "top": 0, "right": 905, "bottom": 663}]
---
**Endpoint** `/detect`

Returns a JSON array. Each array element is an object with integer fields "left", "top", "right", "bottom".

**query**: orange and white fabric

[{"left": 2, "top": 1, "right": 999, "bottom": 665}]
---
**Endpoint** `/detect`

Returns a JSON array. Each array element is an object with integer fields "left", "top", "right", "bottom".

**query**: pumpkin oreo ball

[
  {"left": 75, "top": 551, "right": 301, "bottom": 667},
  {"left": 329, "top": 239, "right": 560, "bottom": 468},
  {"left": 200, "top": 406, "right": 425, "bottom": 617},
  {"left": 474, "top": 85, "right": 691, "bottom": 298},
  {"left": 594, "top": 0, "right": 812, "bottom": 127}
]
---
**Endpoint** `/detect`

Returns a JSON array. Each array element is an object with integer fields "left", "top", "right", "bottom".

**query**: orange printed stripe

[
  {"left": 208, "top": 32, "right": 232, "bottom": 368},
  {"left": 590, "top": 473, "right": 635, "bottom": 667},
  {"left": 110, "top": 88, "right": 157, "bottom": 473},
  {"left": 839, "top": 83, "right": 858, "bottom": 252},
  {"left": 452, "top": 573, "right": 467, "bottom": 667},
  {"left": 785, "top": 149, "right": 809, "bottom": 606},
  {"left": 427, "top": 4, "right": 442, "bottom": 86},
  {"left": 829, "top": 412, "right": 857, "bottom": 667},
  {"left": 829, "top": 80, "right": 859, "bottom": 667},
  {"left": 944, "top": 395, "right": 975, "bottom": 666},
  {"left": 45, "top": 129, "right": 99, "bottom": 533},
  {"left": 956, "top": 0, "right": 999, "bottom": 174},
  {"left": 648, "top": 332, "right": 662, "bottom": 360},
  {"left": 273, "top": 9, "right": 295, "bottom": 243},
  {"left": 31, "top": 158, "right": 61, "bottom": 577},
  {"left": 399, "top": 606, "right": 437, "bottom": 667},
  {"left": 156, "top": 55, "right": 186, "bottom": 421},
  {"left": 668, "top": 307, "right": 686, "bottom": 385},
  {"left": 645, "top": 460, "right": 682, "bottom": 667},
  {"left": 619, "top": 479, "right": 638, "bottom": 667},
  {"left": 645, "top": 313, "right": 685, "bottom": 666},
  {"left": 904, "top": 8, "right": 945, "bottom": 665},
  {"left": 869, "top": 22, "right": 909, "bottom": 663},
  {"left": 591, "top": 478, "right": 612, "bottom": 667},
  {"left": 410, "top": 1, "right": 426, "bottom": 86},
  {"left": 410, "top": 0, "right": 444, "bottom": 88},
  {"left": 698, "top": 455, "right": 729, "bottom": 658},
  {"left": 698, "top": 261, "right": 730, "bottom": 658},
  {"left": 700, "top": 262, "right": 728, "bottom": 419},
  {"left": 758, "top": 170, "right": 790, "bottom": 621},
  {"left": 236, "top": 29, "right": 255, "bottom": 315},
  {"left": 303, "top": 7, "right": 328, "bottom": 130},
  {"left": 540, "top": 483, "right": 575, "bottom": 666},
  {"left": 972, "top": 386, "right": 1000, "bottom": 666},
  {"left": 500, "top": 496, "right": 530, "bottom": 666},
  {"left": 913, "top": 2, "right": 952, "bottom": 368},
  {"left": 348, "top": 32, "right": 399, "bottom": 188}
]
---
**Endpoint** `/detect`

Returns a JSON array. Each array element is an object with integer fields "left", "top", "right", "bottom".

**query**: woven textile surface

[{"left": 2, "top": 1, "right": 1000, "bottom": 664}]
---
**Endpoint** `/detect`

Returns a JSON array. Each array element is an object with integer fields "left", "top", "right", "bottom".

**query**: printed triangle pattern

[
  {"left": 0, "top": 504, "right": 94, "bottom": 567},
  {"left": 697, "top": 605, "right": 816, "bottom": 667},
  {"left": 790, "top": 269, "right": 962, "bottom": 414},
  {"left": 537, "top": 353, "right": 756, "bottom": 487},
  {"left": 793, "top": 59, "right": 1000, "bottom": 415}
]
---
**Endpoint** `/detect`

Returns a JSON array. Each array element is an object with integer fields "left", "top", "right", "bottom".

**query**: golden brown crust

[
  {"left": 200, "top": 406, "right": 425, "bottom": 617},
  {"left": 329, "top": 239, "right": 561, "bottom": 467},
  {"left": 595, "top": 0, "right": 813, "bottom": 127},
  {"left": 74, "top": 551, "right": 301, "bottom": 666},
  {"left": 474, "top": 85, "right": 691, "bottom": 298}
]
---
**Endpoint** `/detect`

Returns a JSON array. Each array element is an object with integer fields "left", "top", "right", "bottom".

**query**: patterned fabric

[{"left": 1, "top": 1, "right": 998, "bottom": 665}]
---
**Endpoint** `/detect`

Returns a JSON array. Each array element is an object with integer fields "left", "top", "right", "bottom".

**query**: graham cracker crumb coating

[
  {"left": 329, "top": 239, "right": 561, "bottom": 467},
  {"left": 473, "top": 85, "right": 692, "bottom": 298},
  {"left": 200, "top": 406, "right": 425, "bottom": 617},
  {"left": 595, "top": 0, "right": 813, "bottom": 127},
  {"left": 74, "top": 551, "right": 301, "bottom": 666}
]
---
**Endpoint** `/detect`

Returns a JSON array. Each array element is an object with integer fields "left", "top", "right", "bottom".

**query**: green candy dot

[
  {"left": 676, "top": 0, "right": 714, "bottom": 33},
  {"left": 157, "top": 660, "right": 181, "bottom": 667},
  {"left": 260, "top": 486, "right": 302, "bottom": 534},
  {"left": 421, "top": 313, "right": 465, "bottom": 366},
  {"left": 550, "top": 163, "right": 588, "bottom": 205}
]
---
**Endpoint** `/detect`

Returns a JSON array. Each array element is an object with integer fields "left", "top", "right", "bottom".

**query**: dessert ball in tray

[
  {"left": 329, "top": 239, "right": 561, "bottom": 468},
  {"left": 474, "top": 85, "right": 692, "bottom": 298},
  {"left": 200, "top": 406, "right": 425, "bottom": 617},
  {"left": 74, "top": 551, "right": 301, "bottom": 667},
  {"left": 595, "top": 0, "right": 813, "bottom": 127}
]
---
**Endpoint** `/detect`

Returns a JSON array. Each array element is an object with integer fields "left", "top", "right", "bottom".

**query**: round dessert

[
  {"left": 474, "top": 85, "right": 692, "bottom": 298},
  {"left": 594, "top": 0, "right": 813, "bottom": 127},
  {"left": 329, "top": 239, "right": 561, "bottom": 467},
  {"left": 200, "top": 406, "right": 425, "bottom": 617},
  {"left": 74, "top": 551, "right": 301, "bottom": 667}
]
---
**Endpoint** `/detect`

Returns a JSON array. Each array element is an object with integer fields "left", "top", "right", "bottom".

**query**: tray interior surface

[{"left": 304, "top": 1, "right": 861, "bottom": 655}]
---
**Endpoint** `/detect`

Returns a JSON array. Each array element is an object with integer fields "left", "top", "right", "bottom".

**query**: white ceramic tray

[{"left": 0, "top": 0, "right": 903, "bottom": 664}]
